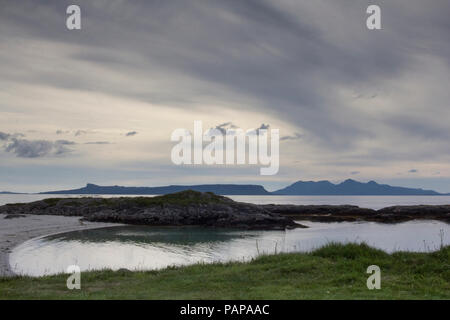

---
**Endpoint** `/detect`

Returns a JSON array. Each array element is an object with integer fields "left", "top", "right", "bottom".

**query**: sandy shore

[{"left": 0, "top": 214, "right": 120, "bottom": 277}]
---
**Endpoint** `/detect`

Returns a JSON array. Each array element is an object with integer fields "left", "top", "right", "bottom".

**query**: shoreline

[
  {"left": 0, "top": 214, "right": 121, "bottom": 277},
  {"left": 1, "top": 192, "right": 449, "bottom": 227},
  {"left": 1, "top": 243, "right": 448, "bottom": 299}
]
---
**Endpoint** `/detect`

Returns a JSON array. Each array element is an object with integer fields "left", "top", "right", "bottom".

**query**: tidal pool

[{"left": 10, "top": 220, "right": 449, "bottom": 276}]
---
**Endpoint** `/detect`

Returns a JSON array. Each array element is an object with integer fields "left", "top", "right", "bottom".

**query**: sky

[{"left": 0, "top": 0, "right": 449, "bottom": 193}]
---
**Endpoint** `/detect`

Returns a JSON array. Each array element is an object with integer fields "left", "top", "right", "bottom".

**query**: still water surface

[{"left": 10, "top": 220, "right": 449, "bottom": 276}]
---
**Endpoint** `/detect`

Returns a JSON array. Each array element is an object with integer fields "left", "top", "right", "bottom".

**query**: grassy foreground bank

[{"left": 1, "top": 243, "right": 449, "bottom": 300}]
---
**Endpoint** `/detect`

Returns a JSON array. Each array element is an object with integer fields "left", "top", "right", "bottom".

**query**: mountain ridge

[
  {"left": 41, "top": 183, "right": 270, "bottom": 195},
  {"left": 273, "top": 179, "right": 442, "bottom": 195},
  {"left": 37, "top": 179, "right": 449, "bottom": 196}
]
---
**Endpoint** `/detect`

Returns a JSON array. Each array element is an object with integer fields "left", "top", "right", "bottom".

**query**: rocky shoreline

[
  {"left": 262, "top": 204, "right": 450, "bottom": 223},
  {"left": 0, "top": 191, "right": 449, "bottom": 229},
  {"left": 0, "top": 191, "right": 303, "bottom": 230}
]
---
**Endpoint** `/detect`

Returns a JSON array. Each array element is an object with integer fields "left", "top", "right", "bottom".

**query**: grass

[
  {"left": 119, "top": 190, "right": 228, "bottom": 206},
  {"left": 0, "top": 243, "right": 449, "bottom": 300},
  {"left": 42, "top": 198, "right": 62, "bottom": 206},
  {"left": 36, "top": 190, "right": 229, "bottom": 208}
]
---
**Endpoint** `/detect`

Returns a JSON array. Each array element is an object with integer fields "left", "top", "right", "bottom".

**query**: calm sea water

[
  {"left": 1, "top": 194, "right": 450, "bottom": 209},
  {"left": 4, "top": 194, "right": 449, "bottom": 277},
  {"left": 10, "top": 220, "right": 449, "bottom": 276}
]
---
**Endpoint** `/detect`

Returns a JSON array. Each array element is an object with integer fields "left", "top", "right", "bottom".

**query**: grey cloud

[
  {"left": 12, "top": 133, "right": 25, "bottom": 139},
  {"left": 0, "top": 0, "right": 449, "bottom": 176},
  {"left": 409, "top": 169, "right": 418, "bottom": 173},
  {"left": 280, "top": 133, "right": 302, "bottom": 141},
  {"left": 0, "top": 131, "right": 26, "bottom": 142},
  {"left": 54, "top": 140, "right": 76, "bottom": 155},
  {"left": 350, "top": 171, "right": 360, "bottom": 175},
  {"left": 55, "top": 140, "right": 76, "bottom": 145},
  {"left": 217, "top": 122, "right": 232, "bottom": 128},
  {"left": 85, "top": 141, "right": 111, "bottom": 145},
  {"left": 74, "top": 130, "right": 88, "bottom": 136},
  {"left": 4, "top": 138, "right": 75, "bottom": 158},
  {"left": 58, "top": 129, "right": 96, "bottom": 136},
  {"left": 255, "top": 123, "right": 270, "bottom": 136},
  {"left": 0, "top": 132, "right": 10, "bottom": 141},
  {"left": 207, "top": 122, "right": 271, "bottom": 136},
  {"left": 126, "top": 131, "right": 138, "bottom": 137},
  {"left": 213, "top": 122, "right": 236, "bottom": 135}
]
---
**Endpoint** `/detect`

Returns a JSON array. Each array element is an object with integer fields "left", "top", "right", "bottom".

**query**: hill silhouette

[{"left": 38, "top": 179, "right": 447, "bottom": 196}]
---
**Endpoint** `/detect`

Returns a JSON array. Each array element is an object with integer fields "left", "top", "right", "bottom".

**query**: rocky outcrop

[
  {"left": 0, "top": 191, "right": 448, "bottom": 227},
  {"left": 262, "top": 204, "right": 376, "bottom": 222},
  {"left": 375, "top": 205, "right": 450, "bottom": 222},
  {"left": 262, "top": 204, "right": 450, "bottom": 223},
  {"left": 0, "top": 191, "right": 302, "bottom": 230}
]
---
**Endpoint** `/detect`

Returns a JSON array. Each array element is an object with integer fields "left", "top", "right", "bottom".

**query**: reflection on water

[
  {"left": 10, "top": 221, "right": 449, "bottom": 276},
  {"left": 46, "top": 226, "right": 258, "bottom": 245}
]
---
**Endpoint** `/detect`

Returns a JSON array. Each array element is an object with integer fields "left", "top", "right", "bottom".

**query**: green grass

[
  {"left": 0, "top": 243, "right": 448, "bottom": 300},
  {"left": 119, "top": 191, "right": 228, "bottom": 207},
  {"left": 42, "top": 198, "right": 63, "bottom": 206},
  {"left": 37, "top": 190, "right": 229, "bottom": 208}
]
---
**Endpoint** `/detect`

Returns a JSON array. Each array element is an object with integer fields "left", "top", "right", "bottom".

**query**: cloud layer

[{"left": 0, "top": 0, "right": 449, "bottom": 191}]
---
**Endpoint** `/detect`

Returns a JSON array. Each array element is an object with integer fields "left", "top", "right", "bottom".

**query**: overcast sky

[{"left": 1, "top": 0, "right": 449, "bottom": 193}]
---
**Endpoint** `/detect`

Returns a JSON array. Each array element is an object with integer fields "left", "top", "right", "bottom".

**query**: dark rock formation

[
  {"left": 262, "top": 204, "right": 376, "bottom": 222},
  {"left": 262, "top": 204, "right": 450, "bottom": 223},
  {"left": 0, "top": 191, "right": 302, "bottom": 230},
  {"left": 1, "top": 191, "right": 448, "bottom": 227},
  {"left": 3, "top": 214, "right": 27, "bottom": 219},
  {"left": 376, "top": 205, "right": 450, "bottom": 222}
]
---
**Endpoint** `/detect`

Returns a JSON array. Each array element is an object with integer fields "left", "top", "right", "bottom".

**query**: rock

[
  {"left": 1, "top": 191, "right": 447, "bottom": 226},
  {"left": 4, "top": 214, "right": 27, "bottom": 219},
  {"left": 0, "top": 191, "right": 304, "bottom": 230},
  {"left": 262, "top": 204, "right": 450, "bottom": 223}
]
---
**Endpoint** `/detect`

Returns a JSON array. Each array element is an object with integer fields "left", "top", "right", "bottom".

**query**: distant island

[
  {"left": 272, "top": 179, "right": 445, "bottom": 196},
  {"left": 38, "top": 179, "right": 448, "bottom": 196},
  {"left": 41, "top": 183, "right": 270, "bottom": 195}
]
